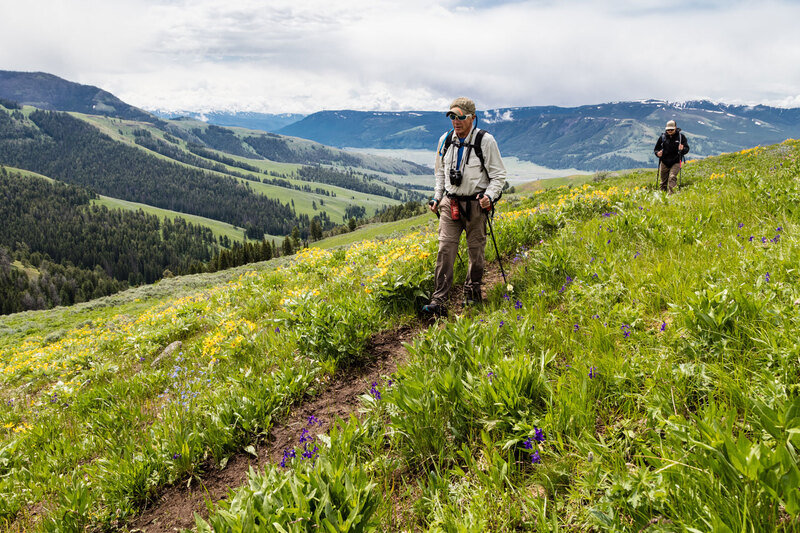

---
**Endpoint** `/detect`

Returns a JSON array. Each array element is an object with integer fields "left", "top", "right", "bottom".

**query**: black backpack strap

[
  {"left": 441, "top": 128, "right": 488, "bottom": 176},
  {"left": 472, "top": 129, "right": 487, "bottom": 174},
  {"left": 438, "top": 129, "right": 454, "bottom": 160}
]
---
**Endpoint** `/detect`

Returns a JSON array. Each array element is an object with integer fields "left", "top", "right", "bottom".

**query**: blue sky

[{"left": 1, "top": 0, "right": 798, "bottom": 114}]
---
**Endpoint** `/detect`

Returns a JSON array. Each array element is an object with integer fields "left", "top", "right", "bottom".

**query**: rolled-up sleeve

[
  {"left": 434, "top": 133, "right": 448, "bottom": 201},
  {"left": 482, "top": 134, "right": 506, "bottom": 202}
]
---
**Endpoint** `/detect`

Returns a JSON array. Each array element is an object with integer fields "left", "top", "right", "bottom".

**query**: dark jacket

[{"left": 654, "top": 128, "right": 689, "bottom": 167}]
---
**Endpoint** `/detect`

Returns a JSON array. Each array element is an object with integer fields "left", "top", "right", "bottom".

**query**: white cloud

[{"left": 1, "top": 0, "right": 798, "bottom": 113}]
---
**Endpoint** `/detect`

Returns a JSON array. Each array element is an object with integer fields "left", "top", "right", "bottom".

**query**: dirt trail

[
  {"left": 128, "top": 263, "right": 506, "bottom": 532},
  {"left": 128, "top": 325, "right": 419, "bottom": 532}
]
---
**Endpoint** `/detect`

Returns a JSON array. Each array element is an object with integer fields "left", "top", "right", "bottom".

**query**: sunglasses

[
  {"left": 446, "top": 111, "right": 472, "bottom": 121},
  {"left": 666, "top": 128, "right": 676, "bottom": 132}
]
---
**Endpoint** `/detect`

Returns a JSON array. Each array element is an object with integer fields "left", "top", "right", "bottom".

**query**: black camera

[{"left": 449, "top": 168, "right": 462, "bottom": 186}]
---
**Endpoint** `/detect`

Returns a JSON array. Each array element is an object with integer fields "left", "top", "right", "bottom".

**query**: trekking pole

[
  {"left": 478, "top": 194, "right": 507, "bottom": 285},
  {"left": 655, "top": 159, "right": 661, "bottom": 191}
]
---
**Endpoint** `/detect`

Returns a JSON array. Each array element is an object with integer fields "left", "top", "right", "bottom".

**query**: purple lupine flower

[
  {"left": 514, "top": 300, "right": 523, "bottom": 310},
  {"left": 173, "top": 453, "right": 182, "bottom": 460},
  {"left": 499, "top": 320, "right": 505, "bottom": 328},
  {"left": 573, "top": 324, "right": 580, "bottom": 332},
  {"left": 301, "top": 445, "right": 319, "bottom": 460},
  {"left": 308, "top": 415, "right": 322, "bottom": 427},
  {"left": 279, "top": 448, "right": 296, "bottom": 468},
  {"left": 522, "top": 438, "right": 534, "bottom": 450},
  {"left": 534, "top": 426, "right": 545, "bottom": 442},
  {"left": 370, "top": 382, "right": 381, "bottom": 400},
  {"left": 738, "top": 222, "right": 744, "bottom": 228},
  {"left": 589, "top": 367, "right": 597, "bottom": 379},
  {"left": 531, "top": 451, "right": 541, "bottom": 464},
  {"left": 275, "top": 327, "right": 280, "bottom": 333},
  {"left": 299, "top": 428, "right": 312, "bottom": 444},
  {"left": 487, "top": 371, "right": 495, "bottom": 383},
  {"left": 660, "top": 321, "right": 666, "bottom": 332},
  {"left": 765, "top": 272, "right": 771, "bottom": 282}
]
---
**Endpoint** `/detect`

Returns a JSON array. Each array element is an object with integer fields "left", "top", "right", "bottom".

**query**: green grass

[{"left": 4, "top": 140, "right": 800, "bottom": 531}]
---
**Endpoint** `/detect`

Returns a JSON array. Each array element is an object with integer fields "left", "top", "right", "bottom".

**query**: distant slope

[
  {"left": 151, "top": 110, "right": 305, "bottom": 133},
  {"left": 278, "top": 101, "right": 800, "bottom": 170},
  {"left": 0, "top": 70, "right": 157, "bottom": 123}
]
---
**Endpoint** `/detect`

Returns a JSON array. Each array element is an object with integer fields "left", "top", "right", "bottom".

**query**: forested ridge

[
  {"left": 0, "top": 167, "right": 225, "bottom": 312},
  {"left": 0, "top": 108, "right": 302, "bottom": 236}
]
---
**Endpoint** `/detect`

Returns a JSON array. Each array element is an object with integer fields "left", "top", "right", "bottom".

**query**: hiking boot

[
  {"left": 463, "top": 287, "right": 483, "bottom": 307},
  {"left": 463, "top": 296, "right": 481, "bottom": 308},
  {"left": 421, "top": 302, "right": 447, "bottom": 317}
]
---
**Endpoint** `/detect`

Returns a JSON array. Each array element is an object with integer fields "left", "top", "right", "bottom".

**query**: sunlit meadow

[{"left": 2, "top": 140, "right": 800, "bottom": 531}]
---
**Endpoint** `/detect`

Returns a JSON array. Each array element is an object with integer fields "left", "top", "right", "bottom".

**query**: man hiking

[
  {"left": 654, "top": 120, "right": 690, "bottom": 194},
  {"left": 421, "top": 97, "right": 507, "bottom": 317}
]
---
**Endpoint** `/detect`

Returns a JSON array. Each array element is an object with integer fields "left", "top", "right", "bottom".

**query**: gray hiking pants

[
  {"left": 431, "top": 196, "right": 487, "bottom": 305},
  {"left": 659, "top": 162, "right": 680, "bottom": 193}
]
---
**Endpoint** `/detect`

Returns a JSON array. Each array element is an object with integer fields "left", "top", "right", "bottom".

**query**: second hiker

[
  {"left": 654, "top": 119, "right": 690, "bottom": 194},
  {"left": 422, "top": 97, "right": 507, "bottom": 317}
]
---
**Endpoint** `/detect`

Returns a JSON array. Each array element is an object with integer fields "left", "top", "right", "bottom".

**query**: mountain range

[
  {"left": 147, "top": 101, "right": 800, "bottom": 172},
  {"left": 274, "top": 102, "right": 800, "bottom": 171},
  {"left": 8, "top": 70, "right": 799, "bottom": 172}
]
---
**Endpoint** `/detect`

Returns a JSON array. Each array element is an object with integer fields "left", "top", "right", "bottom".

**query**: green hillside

[
  {"left": 0, "top": 101, "right": 437, "bottom": 314},
  {"left": 0, "top": 103, "right": 430, "bottom": 235},
  {"left": 2, "top": 140, "right": 800, "bottom": 531}
]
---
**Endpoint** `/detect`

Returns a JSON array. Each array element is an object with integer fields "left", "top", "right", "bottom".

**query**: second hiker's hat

[{"left": 665, "top": 120, "right": 677, "bottom": 130}]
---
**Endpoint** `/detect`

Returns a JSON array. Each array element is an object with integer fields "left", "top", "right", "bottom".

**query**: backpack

[
  {"left": 660, "top": 130, "right": 686, "bottom": 163},
  {"left": 438, "top": 128, "right": 487, "bottom": 175}
]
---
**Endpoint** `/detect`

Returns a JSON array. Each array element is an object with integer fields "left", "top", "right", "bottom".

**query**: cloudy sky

[{"left": 2, "top": 0, "right": 799, "bottom": 114}]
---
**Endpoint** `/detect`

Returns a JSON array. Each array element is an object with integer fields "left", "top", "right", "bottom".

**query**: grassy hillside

[
  {"left": 2, "top": 140, "right": 800, "bottom": 531},
  {"left": 76, "top": 114, "right": 413, "bottom": 222},
  {"left": 1, "top": 103, "right": 428, "bottom": 240}
]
